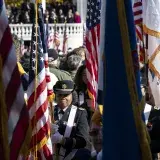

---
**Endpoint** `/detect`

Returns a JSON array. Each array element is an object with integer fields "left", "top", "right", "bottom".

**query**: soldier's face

[{"left": 56, "top": 93, "right": 72, "bottom": 109}]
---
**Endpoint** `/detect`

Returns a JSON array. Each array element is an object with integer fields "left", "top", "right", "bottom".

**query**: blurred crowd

[
  {"left": 14, "top": 37, "right": 102, "bottom": 159},
  {"left": 6, "top": 1, "right": 81, "bottom": 24}
]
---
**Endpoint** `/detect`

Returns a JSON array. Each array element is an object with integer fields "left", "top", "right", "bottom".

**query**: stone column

[{"left": 77, "top": 0, "right": 87, "bottom": 23}]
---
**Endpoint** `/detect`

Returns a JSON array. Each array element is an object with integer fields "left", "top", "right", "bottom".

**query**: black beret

[
  {"left": 54, "top": 80, "right": 75, "bottom": 95},
  {"left": 48, "top": 49, "right": 58, "bottom": 61}
]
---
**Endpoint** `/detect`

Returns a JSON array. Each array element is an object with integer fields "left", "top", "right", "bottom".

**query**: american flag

[
  {"left": 46, "top": 23, "right": 53, "bottom": 49},
  {"left": 133, "top": 0, "right": 145, "bottom": 63},
  {"left": 62, "top": 23, "right": 68, "bottom": 54},
  {"left": 85, "top": 0, "right": 101, "bottom": 109},
  {"left": 0, "top": 0, "right": 31, "bottom": 159},
  {"left": 47, "top": 23, "right": 60, "bottom": 51},
  {"left": 53, "top": 24, "right": 60, "bottom": 51},
  {"left": 38, "top": 5, "right": 54, "bottom": 102},
  {"left": 27, "top": 8, "right": 53, "bottom": 159},
  {"left": 20, "top": 38, "right": 26, "bottom": 56},
  {"left": 47, "top": 31, "right": 60, "bottom": 51}
]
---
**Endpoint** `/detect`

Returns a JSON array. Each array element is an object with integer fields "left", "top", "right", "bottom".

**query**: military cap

[
  {"left": 48, "top": 49, "right": 59, "bottom": 61},
  {"left": 54, "top": 80, "right": 75, "bottom": 95}
]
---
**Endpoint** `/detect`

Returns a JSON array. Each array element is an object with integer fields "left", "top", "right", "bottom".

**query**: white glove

[
  {"left": 51, "top": 124, "right": 59, "bottom": 134},
  {"left": 51, "top": 131, "right": 63, "bottom": 144}
]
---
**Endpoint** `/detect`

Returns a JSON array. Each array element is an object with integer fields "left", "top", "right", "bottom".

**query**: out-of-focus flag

[
  {"left": 38, "top": 5, "right": 54, "bottom": 102},
  {"left": 103, "top": 0, "right": 152, "bottom": 160},
  {"left": 53, "top": 23, "right": 60, "bottom": 51},
  {"left": 85, "top": 0, "right": 101, "bottom": 110},
  {"left": 97, "top": 0, "right": 106, "bottom": 105},
  {"left": 47, "top": 24, "right": 60, "bottom": 51},
  {"left": 62, "top": 22, "right": 68, "bottom": 54},
  {"left": 0, "top": 0, "right": 31, "bottom": 159},
  {"left": 133, "top": 0, "right": 145, "bottom": 63},
  {"left": 20, "top": 38, "right": 26, "bottom": 56},
  {"left": 27, "top": 4, "right": 53, "bottom": 159},
  {"left": 143, "top": 0, "right": 160, "bottom": 109}
]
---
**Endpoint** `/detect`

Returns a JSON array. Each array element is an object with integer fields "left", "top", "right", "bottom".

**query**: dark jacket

[
  {"left": 54, "top": 105, "right": 90, "bottom": 156},
  {"left": 148, "top": 108, "right": 160, "bottom": 153}
]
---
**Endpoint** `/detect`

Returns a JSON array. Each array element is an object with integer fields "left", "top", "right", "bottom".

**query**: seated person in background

[
  {"left": 67, "top": 9, "right": 74, "bottom": 23},
  {"left": 67, "top": 46, "right": 86, "bottom": 62},
  {"left": 48, "top": 49, "right": 72, "bottom": 88},
  {"left": 49, "top": 8, "right": 57, "bottom": 23},
  {"left": 58, "top": 9, "right": 65, "bottom": 23},
  {"left": 66, "top": 55, "right": 82, "bottom": 80},
  {"left": 74, "top": 11, "right": 81, "bottom": 23},
  {"left": 51, "top": 80, "right": 91, "bottom": 160}
]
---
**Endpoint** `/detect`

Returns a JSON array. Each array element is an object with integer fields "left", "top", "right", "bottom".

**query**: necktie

[{"left": 59, "top": 110, "right": 64, "bottom": 120}]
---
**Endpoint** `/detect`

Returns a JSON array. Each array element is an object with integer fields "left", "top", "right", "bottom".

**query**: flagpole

[
  {"left": 145, "top": 34, "right": 149, "bottom": 100},
  {"left": 33, "top": 1, "right": 38, "bottom": 159}
]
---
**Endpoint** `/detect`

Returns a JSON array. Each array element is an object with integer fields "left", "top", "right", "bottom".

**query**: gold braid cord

[
  {"left": 0, "top": 57, "right": 9, "bottom": 160},
  {"left": 117, "top": 0, "right": 152, "bottom": 159},
  {"left": 33, "top": 1, "right": 39, "bottom": 159},
  {"left": 143, "top": 24, "right": 160, "bottom": 38}
]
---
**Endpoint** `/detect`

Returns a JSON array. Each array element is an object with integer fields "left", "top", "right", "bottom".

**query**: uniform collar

[{"left": 58, "top": 106, "right": 69, "bottom": 114}]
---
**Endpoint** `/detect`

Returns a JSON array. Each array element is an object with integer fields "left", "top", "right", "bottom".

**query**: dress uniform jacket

[
  {"left": 148, "top": 108, "right": 160, "bottom": 153},
  {"left": 54, "top": 104, "right": 90, "bottom": 159}
]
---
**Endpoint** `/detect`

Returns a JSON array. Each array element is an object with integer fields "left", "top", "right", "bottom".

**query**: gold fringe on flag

[
  {"left": 117, "top": 0, "right": 152, "bottom": 160},
  {"left": 0, "top": 56, "right": 9, "bottom": 160},
  {"left": 48, "top": 93, "right": 55, "bottom": 103},
  {"left": 143, "top": 24, "right": 160, "bottom": 38}
]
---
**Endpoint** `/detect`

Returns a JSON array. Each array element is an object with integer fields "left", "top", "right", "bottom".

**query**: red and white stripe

[
  {"left": 47, "top": 31, "right": 60, "bottom": 50},
  {"left": 133, "top": 0, "right": 145, "bottom": 63},
  {"left": 20, "top": 39, "right": 26, "bottom": 56},
  {"left": 27, "top": 66, "right": 53, "bottom": 159},
  {"left": 47, "top": 33, "right": 54, "bottom": 49},
  {"left": 133, "top": 0, "right": 142, "bottom": 25},
  {"left": 0, "top": 1, "right": 30, "bottom": 159},
  {"left": 86, "top": 25, "right": 100, "bottom": 110},
  {"left": 44, "top": 52, "right": 54, "bottom": 99}
]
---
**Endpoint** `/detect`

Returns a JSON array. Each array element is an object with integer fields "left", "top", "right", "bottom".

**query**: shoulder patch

[{"left": 78, "top": 107, "right": 85, "bottom": 111}]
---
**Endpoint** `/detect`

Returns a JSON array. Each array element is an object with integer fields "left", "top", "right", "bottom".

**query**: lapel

[
  {"left": 54, "top": 105, "right": 72, "bottom": 122},
  {"left": 54, "top": 106, "right": 59, "bottom": 121}
]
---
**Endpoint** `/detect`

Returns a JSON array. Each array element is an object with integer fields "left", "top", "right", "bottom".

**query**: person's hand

[
  {"left": 51, "top": 131, "right": 63, "bottom": 144},
  {"left": 51, "top": 123, "right": 59, "bottom": 134}
]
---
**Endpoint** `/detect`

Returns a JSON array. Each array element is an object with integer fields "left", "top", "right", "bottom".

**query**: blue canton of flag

[
  {"left": 38, "top": 4, "right": 54, "bottom": 102},
  {"left": 86, "top": 0, "right": 101, "bottom": 29},
  {"left": 29, "top": 24, "right": 44, "bottom": 83},
  {"left": 38, "top": 5, "right": 47, "bottom": 53}
]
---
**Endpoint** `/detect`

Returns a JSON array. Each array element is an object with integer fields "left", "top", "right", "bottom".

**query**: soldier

[{"left": 51, "top": 80, "right": 91, "bottom": 160}]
